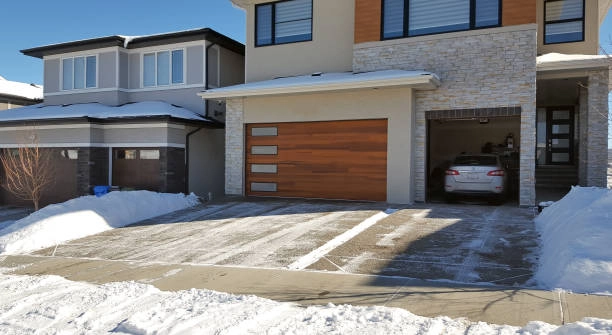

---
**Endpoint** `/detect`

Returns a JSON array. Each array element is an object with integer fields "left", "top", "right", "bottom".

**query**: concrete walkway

[{"left": 2, "top": 254, "right": 611, "bottom": 327}]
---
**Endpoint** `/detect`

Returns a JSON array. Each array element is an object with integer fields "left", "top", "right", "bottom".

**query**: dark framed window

[
  {"left": 382, "top": 0, "right": 501, "bottom": 40},
  {"left": 544, "top": 0, "right": 585, "bottom": 44},
  {"left": 255, "top": 0, "right": 313, "bottom": 47}
]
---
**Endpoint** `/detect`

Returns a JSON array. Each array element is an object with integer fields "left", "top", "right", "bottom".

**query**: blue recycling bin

[{"left": 93, "top": 185, "right": 111, "bottom": 197}]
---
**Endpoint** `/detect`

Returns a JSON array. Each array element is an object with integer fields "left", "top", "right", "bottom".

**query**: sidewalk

[{"left": 1, "top": 254, "right": 610, "bottom": 327}]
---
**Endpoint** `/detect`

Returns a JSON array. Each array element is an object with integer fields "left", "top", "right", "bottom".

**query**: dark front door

[{"left": 546, "top": 107, "right": 574, "bottom": 165}]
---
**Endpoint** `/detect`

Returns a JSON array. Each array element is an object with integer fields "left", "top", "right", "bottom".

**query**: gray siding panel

[
  {"left": 44, "top": 59, "right": 60, "bottom": 94},
  {"left": 187, "top": 45, "right": 204, "bottom": 85},
  {"left": 128, "top": 87, "right": 205, "bottom": 114},
  {"left": 44, "top": 91, "right": 121, "bottom": 106},
  {"left": 119, "top": 52, "right": 129, "bottom": 89},
  {"left": 207, "top": 46, "right": 219, "bottom": 88},
  {"left": 219, "top": 47, "right": 245, "bottom": 87},
  {"left": 98, "top": 52, "right": 117, "bottom": 89},
  {"left": 129, "top": 53, "right": 140, "bottom": 89}
]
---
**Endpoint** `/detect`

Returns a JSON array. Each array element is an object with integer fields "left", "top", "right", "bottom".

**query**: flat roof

[
  {"left": 21, "top": 28, "right": 244, "bottom": 58},
  {"left": 198, "top": 70, "right": 440, "bottom": 99}
]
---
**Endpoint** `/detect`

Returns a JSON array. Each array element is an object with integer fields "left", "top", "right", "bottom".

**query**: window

[
  {"left": 382, "top": 0, "right": 501, "bottom": 39},
  {"left": 116, "top": 149, "right": 137, "bottom": 160},
  {"left": 544, "top": 0, "right": 584, "bottom": 44},
  {"left": 62, "top": 56, "right": 97, "bottom": 90},
  {"left": 255, "top": 0, "right": 313, "bottom": 47},
  {"left": 139, "top": 150, "right": 160, "bottom": 160},
  {"left": 143, "top": 49, "right": 184, "bottom": 87},
  {"left": 60, "top": 150, "right": 78, "bottom": 160}
]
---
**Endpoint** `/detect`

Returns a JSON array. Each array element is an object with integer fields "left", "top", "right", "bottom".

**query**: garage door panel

[{"left": 246, "top": 119, "right": 387, "bottom": 202}]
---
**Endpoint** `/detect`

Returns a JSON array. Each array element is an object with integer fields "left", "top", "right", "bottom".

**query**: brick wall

[
  {"left": 77, "top": 147, "right": 108, "bottom": 196},
  {"left": 225, "top": 98, "right": 245, "bottom": 196},
  {"left": 354, "top": 26, "right": 538, "bottom": 206}
]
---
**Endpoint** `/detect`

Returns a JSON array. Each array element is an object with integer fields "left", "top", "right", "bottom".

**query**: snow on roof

[
  {"left": 117, "top": 35, "right": 141, "bottom": 48},
  {"left": 0, "top": 101, "right": 211, "bottom": 123},
  {"left": 198, "top": 70, "right": 440, "bottom": 99},
  {"left": 0, "top": 77, "right": 43, "bottom": 101},
  {"left": 537, "top": 53, "right": 611, "bottom": 71}
]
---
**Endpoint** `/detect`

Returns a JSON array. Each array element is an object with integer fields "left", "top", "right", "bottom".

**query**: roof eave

[
  {"left": 536, "top": 59, "right": 611, "bottom": 72},
  {"left": 198, "top": 74, "right": 441, "bottom": 100}
]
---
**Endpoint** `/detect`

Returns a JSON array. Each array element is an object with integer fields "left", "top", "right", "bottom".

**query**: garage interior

[{"left": 427, "top": 115, "right": 521, "bottom": 203}]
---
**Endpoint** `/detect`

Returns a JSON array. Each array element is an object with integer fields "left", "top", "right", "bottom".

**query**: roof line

[{"left": 21, "top": 28, "right": 244, "bottom": 58}]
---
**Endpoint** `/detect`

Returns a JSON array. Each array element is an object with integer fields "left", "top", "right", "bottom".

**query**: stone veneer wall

[
  {"left": 225, "top": 98, "right": 245, "bottom": 195},
  {"left": 585, "top": 69, "right": 610, "bottom": 186},
  {"left": 353, "top": 25, "right": 538, "bottom": 206}
]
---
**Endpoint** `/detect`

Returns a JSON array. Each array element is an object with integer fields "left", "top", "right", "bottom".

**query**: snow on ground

[
  {"left": 0, "top": 272, "right": 610, "bottom": 335},
  {"left": 0, "top": 191, "right": 199, "bottom": 255},
  {"left": 535, "top": 187, "right": 612, "bottom": 294}
]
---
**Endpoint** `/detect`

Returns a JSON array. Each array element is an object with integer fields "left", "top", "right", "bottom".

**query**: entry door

[{"left": 546, "top": 107, "right": 574, "bottom": 165}]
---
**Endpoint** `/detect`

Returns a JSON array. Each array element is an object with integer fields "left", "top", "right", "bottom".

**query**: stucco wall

[
  {"left": 353, "top": 25, "right": 538, "bottom": 206},
  {"left": 226, "top": 87, "right": 417, "bottom": 204},
  {"left": 244, "top": 0, "right": 354, "bottom": 82},
  {"left": 537, "top": 0, "right": 600, "bottom": 55}
]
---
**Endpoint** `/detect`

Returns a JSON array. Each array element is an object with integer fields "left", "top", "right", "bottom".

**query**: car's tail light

[
  {"left": 487, "top": 170, "right": 505, "bottom": 176},
  {"left": 446, "top": 169, "right": 459, "bottom": 176}
]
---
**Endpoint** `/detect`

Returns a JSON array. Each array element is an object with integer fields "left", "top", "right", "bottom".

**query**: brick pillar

[
  {"left": 77, "top": 147, "right": 109, "bottom": 196},
  {"left": 585, "top": 69, "right": 609, "bottom": 187},
  {"left": 225, "top": 98, "right": 245, "bottom": 196}
]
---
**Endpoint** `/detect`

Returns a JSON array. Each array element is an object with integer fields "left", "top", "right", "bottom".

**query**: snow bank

[
  {"left": 0, "top": 273, "right": 610, "bottom": 334},
  {"left": 0, "top": 191, "right": 199, "bottom": 254},
  {"left": 535, "top": 187, "right": 612, "bottom": 294}
]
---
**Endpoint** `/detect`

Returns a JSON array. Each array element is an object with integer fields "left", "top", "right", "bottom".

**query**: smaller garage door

[
  {"left": 112, "top": 148, "right": 161, "bottom": 191},
  {"left": 246, "top": 119, "right": 388, "bottom": 201}
]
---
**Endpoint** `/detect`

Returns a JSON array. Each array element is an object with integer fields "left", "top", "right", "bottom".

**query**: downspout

[
  {"left": 204, "top": 42, "right": 217, "bottom": 119},
  {"left": 185, "top": 42, "right": 216, "bottom": 194},
  {"left": 185, "top": 127, "right": 203, "bottom": 194}
]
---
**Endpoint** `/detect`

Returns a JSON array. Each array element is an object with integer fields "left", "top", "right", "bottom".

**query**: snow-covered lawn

[
  {"left": 0, "top": 271, "right": 610, "bottom": 334},
  {"left": 0, "top": 191, "right": 199, "bottom": 255},
  {"left": 535, "top": 187, "right": 612, "bottom": 294}
]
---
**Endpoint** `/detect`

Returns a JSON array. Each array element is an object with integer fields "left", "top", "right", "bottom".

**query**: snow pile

[
  {"left": 0, "top": 191, "right": 199, "bottom": 254},
  {"left": 535, "top": 187, "right": 612, "bottom": 294},
  {"left": 0, "top": 273, "right": 611, "bottom": 334},
  {"left": 0, "top": 76, "right": 43, "bottom": 100},
  {"left": 0, "top": 275, "right": 612, "bottom": 335}
]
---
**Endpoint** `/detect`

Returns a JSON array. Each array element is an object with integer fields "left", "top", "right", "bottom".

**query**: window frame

[
  {"left": 141, "top": 48, "right": 186, "bottom": 88},
  {"left": 380, "top": 0, "right": 502, "bottom": 41},
  {"left": 254, "top": 0, "right": 314, "bottom": 47},
  {"left": 60, "top": 55, "right": 98, "bottom": 91},
  {"left": 543, "top": 0, "right": 585, "bottom": 45}
]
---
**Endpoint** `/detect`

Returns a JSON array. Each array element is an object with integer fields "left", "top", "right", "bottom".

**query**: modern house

[
  {"left": 200, "top": 0, "right": 612, "bottom": 207},
  {"left": 0, "top": 76, "right": 42, "bottom": 110},
  {"left": 0, "top": 28, "right": 244, "bottom": 206}
]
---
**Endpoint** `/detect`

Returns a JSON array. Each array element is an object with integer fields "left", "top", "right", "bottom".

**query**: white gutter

[{"left": 198, "top": 74, "right": 440, "bottom": 100}]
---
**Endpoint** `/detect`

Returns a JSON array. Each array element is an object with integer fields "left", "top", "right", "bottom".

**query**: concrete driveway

[{"left": 32, "top": 198, "right": 537, "bottom": 286}]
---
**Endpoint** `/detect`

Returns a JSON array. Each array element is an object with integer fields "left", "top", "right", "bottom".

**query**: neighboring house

[
  {"left": 0, "top": 28, "right": 244, "bottom": 207},
  {"left": 200, "top": 0, "right": 612, "bottom": 207},
  {"left": 0, "top": 75, "right": 42, "bottom": 110}
]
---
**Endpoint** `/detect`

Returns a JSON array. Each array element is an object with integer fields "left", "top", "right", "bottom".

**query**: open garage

[{"left": 427, "top": 113, "right": 521, "bottom": 202}]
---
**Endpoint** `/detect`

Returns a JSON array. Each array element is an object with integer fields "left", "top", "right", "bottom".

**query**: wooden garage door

[{"left": 246, "top": 119, "right": 387, "bottom": 201}]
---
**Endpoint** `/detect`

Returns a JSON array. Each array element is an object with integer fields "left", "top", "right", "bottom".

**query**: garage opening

[
  {"left": 246, "top": 119, "right": 388, "bottom": 202},
  {"left": 112, "top": 148, "right": 161, "bottom": 191},
  {"left": 427, "top": 112, "right": 521, "bottom": 203}
]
